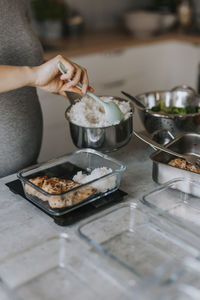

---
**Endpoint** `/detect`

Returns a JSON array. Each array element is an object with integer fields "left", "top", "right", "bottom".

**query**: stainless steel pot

[
  {"left": 134, "top": 85, "right": 200, "bottom": 136},
  {"left": 65, "top": 97, "right": 133, "bottom": 152},
  {"left": 150, "top": 132, "right": 200, "bottom": 186}
]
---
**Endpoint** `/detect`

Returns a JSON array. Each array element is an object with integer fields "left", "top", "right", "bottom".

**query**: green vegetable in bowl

[
  {"left": 151, "top": 101, "right": 171, "bottom": 113},
  {"left": 186, "top": 105, "right": 198, "bottom": 114},
  {"left": 151, "top": 104, "right": 160, "bottom": 112},
  {"left": 151, "top": 101, "right": 200, "bottom": 114},
  {"left": 171, "top": 107, "right": 186, "bottom": 114}
]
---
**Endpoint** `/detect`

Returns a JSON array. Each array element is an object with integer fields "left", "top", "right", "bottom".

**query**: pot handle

[
  {"left": 121, "top": 91, "right": 146, "bottom": 111},
  {"left": 171, "top": 85, "right": 196, "bottom": 94},
  {"left": 133, "top": 130, "right": 182, "bottom": 158}
]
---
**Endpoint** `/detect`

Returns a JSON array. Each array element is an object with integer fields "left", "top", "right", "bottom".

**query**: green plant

[{"left": 32, "top": 0, "right": 68, "bottom": 21}]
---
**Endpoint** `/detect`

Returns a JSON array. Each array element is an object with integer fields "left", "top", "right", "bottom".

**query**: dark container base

[{"left": 6, "top": 179, "right": 127, "bottom": 226}]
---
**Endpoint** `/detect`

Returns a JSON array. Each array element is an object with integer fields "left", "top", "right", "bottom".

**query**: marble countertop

[{"left": 0, "top": 136, "right": 162, "bottom": 298}]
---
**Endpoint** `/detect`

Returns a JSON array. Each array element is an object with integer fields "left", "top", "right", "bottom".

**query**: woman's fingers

[
  {"left": 61, "top": 82, "right": 94, "bottom": 95},
  {"left": 58, "top": 90, "right": 67, "bottom": 97},
  {"left": 61, "top": 84, "right": 82, "bottom": 94},
  {"left": 80, "top": 67, "right": 89, "bottom": 94},
  {"left": 70, "top": 86, "right": 83, "bottom": 93},
  {"left": 58, "top": 56, "right": 76, "bottom": 80},
  {"left": 65, "top": 67, "right": 82, "bottom": 89},
  {"left": 89, "top": 86, "right": 94, "bottom": 92},
  {"left": 58, "top": 57, "right": 90, "bottom": 94}
]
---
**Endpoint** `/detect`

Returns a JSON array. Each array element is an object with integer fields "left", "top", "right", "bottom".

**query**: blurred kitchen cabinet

[
  {"left": 73, "top": 44, "right": 170, "bottom": 95},
  {"left": 74, "top": 41, "right": 199, "bottom": 96}
]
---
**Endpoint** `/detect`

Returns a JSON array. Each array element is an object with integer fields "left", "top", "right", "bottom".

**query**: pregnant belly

[{"left": 0, "top": 87, "right": 43, "bottom": 177}]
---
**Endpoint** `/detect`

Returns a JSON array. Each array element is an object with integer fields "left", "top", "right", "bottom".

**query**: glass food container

[
  {"left": 0, "top": 234, "right": 135, "bottom": 300},
  {"left": 17, "top": 149, "right": 125, "bottom": 216},
  {"left": 134, "top": 258, "right": 200, "bottom": 300},
  {"left": 78, "top": 203, "right": 200, "bottom": 278},
  {"left": 141, "top": 178, "right": 200, "bottom": 236}
]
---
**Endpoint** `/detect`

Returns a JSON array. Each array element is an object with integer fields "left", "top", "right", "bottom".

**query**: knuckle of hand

[
  {"left": 73, "top": 78, "right": 79, "bottom": 85},
  {"left": 77, "top": 69, "right": 82, "bottom": 77},
  {"left": 70, "top": 66, "right": 75, "bottom": 74},
  {"left": 66, "top": 82, "right": 72, "bottom": 87}
]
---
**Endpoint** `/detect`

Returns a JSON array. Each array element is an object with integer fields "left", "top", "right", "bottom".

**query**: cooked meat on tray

[
  {"left": 25, "top": 176, "right": 97, "bottom": 209},
  {"left": 168, "top": 158, "right": 200, "bottom": 174}
]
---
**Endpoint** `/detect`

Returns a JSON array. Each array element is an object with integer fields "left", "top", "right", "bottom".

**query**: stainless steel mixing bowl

[
  {"left": 65, "top": 96, "right": 133, "bottom": 152},
  {"left": 134, "top": 85, "right": 200, "bottom": 136}
]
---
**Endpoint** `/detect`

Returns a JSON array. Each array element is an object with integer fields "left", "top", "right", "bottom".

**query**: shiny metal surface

[
  {"left": 150, "top": 132, "right": 200, "bottom": 184},
  {"left": 135, "top": 85, "right": 200, "bottom": 136},
  {"left": 134, "top": 130, "right": 200, "bottom": 167},
  {"left": 121, "top": 91, "right": 146, "bottom": 110},
  {"left": 151, "top": 129, "right": 175, "bottom": 145},
  {"left": 65, "top": 97, "right": 133, "bottom": 152}
]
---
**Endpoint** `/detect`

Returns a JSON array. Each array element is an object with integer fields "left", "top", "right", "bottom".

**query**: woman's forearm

[
  {"left": 0, "top": 65, "right": 34, "bottom": 92},
  {"left": 0, "top": 55, "right": 91, "bottom": 95}
]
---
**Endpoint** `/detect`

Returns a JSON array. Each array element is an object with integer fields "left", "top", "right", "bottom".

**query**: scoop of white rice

[
  {"left": 73, "top": 167, "right": 116, "bottom": 193},
  {"left": 67, "top": 95, "right": 131, "bottom": 127}
]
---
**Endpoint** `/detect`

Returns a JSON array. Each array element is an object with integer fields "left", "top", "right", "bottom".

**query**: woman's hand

[
  {"left": 32, "top": 55, "right": 93, "bottom": 96},
  {"left": 0, "top": 55, "right": 93, "bottom": 95}
]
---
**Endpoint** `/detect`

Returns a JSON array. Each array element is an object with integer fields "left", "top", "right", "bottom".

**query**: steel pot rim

[{"left": 136, "top": 88, "right": 200, "bottom": 119}]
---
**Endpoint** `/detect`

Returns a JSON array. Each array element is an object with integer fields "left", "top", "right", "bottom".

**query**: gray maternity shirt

[{"left": 0, "top": 0, "right": 43, "bottom": 177}]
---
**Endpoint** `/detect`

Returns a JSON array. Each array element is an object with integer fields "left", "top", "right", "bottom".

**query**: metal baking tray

[
  {"left": 141, "top": 178, "right": 200, "bottom": 235},
  {"left": 150, "top": 132, "right": 200, "bottom": 186},
  {"left": 134, "top": 258, "right": 200, "bottom": 300},
  {"left": 78, "top": 203, "right": 200, "bottom": 278},
  {"left": 17, "top": 149, "right": 125, "bottom": 216},
  {"left": 0, "top": 234, "right": 135, "bottom": 300}
]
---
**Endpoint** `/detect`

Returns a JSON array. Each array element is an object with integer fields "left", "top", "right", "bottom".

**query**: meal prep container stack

[
  {"left": 1, "top": 204, "right": 200, "bottom": 299},
  {"left": 5, "top": 124, "right": 200, "bottom": 298},
  {"left": 14, "top": 144, "right": 200, "bottom": 298},
  {"left": 136, "top": 175, "right": 200, "bottom": 297},
  {"left": 77, "top": 199, "right": 200, "bottom": 298}
]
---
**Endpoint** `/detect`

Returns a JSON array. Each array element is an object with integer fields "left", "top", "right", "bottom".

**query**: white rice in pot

[{"left": 67, "top": 96, "right": 132, "bottom": 127}]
